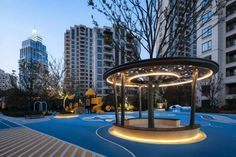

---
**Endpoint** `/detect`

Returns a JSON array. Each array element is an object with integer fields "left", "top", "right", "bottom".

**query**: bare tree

[
  {"left": 18, "top": 59, "right": 48, "bottom": 109},
  {"left": 198, "top": 73, "right": 224, "bottom": 108},
  {"left": 88, "top": 0, "right": 225, "bottom": 128},
  {"left": 19, "top": 60, "right": 46, "bottom": 95},
  {"left": 88, "top": 0, "right": 225, "bottom": 58},
  {"left": 46, "top": 57, "right": 66, "bottom": 98}
]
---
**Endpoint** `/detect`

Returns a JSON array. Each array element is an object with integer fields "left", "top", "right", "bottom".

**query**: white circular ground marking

[
  {"left": 82, "top": 115, "right": 134, "bottom": 122},
  {"left": 96, "top": 124, "right": 136, "bottom": 157}
]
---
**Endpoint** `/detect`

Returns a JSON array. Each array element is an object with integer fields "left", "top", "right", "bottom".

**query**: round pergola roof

[{"left": 103, "top": 57, "right": 219, "bottom": 87}]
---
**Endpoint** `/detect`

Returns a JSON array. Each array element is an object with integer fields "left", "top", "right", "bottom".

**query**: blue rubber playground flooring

[
  {"left": 1, "top": 112, "right": 236, "bottom": 157},
  {"left": 0, "top": 118, "right": 21, "bottom": 129}
]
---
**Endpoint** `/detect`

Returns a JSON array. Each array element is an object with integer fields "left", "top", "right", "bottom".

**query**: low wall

[{"left": 124, "top": 118, "right": 180, "bottom": 128}]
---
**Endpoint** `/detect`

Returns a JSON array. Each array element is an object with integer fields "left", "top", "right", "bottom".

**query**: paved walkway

[{"left": 0, "top": 126, "right": 103, "bottom": 157}]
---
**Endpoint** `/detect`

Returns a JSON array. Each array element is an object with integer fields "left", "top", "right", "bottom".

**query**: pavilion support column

[
  {"left": 121, "top": 73, "right": 126, "bottom": 126},
  {"left": 190, "top": 69, "right": 199, "bottom": 127},
  {"left": 138, "top": 86, "right": 142, "bottom": 118},
  {"left": 113, "top": 76, "right": 119, "bottom": 125},
  {"left": 148, "top": 76, "right": 155, "bottom": 128}
]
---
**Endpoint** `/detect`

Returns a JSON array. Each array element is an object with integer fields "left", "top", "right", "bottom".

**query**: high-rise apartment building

[
  {"left": 64, "top": 25, "right": 140, "bottom": 96},
  {"left": 197, "top": 0, "right": 236, "bottom": 106},
  {"left": 64, "top": 25, "right": 94, "bottom": 93},
  {"left": 19, "top": 29, "right": 48, "bottom": 90},
  {"left": 156, "top": 0, "right": 197, "bottom": 57}
]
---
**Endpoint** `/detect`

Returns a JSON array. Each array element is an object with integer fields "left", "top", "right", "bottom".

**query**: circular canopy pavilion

[{"left": 104, "top": 57, "right": 219, "bottom": 144}]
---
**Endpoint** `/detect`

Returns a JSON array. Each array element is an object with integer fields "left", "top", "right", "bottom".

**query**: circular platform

[
  {"left": 109, "top": 118, "right": 206, "bottom": 144},
  {"left": 103, "top": 57, "right": 217, "bottom": 144}
]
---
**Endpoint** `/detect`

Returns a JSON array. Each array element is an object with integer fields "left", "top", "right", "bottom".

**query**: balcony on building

[
  {"left": 80, "top": 61, "right": 85, "bottom": 65},
  {"left": 104, "top": 43, "right": 113, "bottom": 49},
  {"left": 103, "top": 62, "right": 113, "bottom": 68},
  {"left": 227, "top": 66, "right": 236, "bottom": 81},
  {"left": 103, "top": 48, "right": 113, "bottom": 55},
  {"left": 80, "top": 56, "right": 85, "bottom": 60},
  {"left": 80, "top": 31, "right": 85, "bottom": 36},
  {"left": 80, "top": 39, "right": 85, "bottom": 44},
  {"left": 226, "top": 66, "right": 236, "bottom": 78},
  {"left": 226, "top": 51, "right": 236, "bottom": 68},
  {"left": 80, "top": 26, "right": 85, "bottom": 32},
  {"left": 226, "top": 1, "right": 236, "bottom": 21},
  {"left": 226, "top": 18, "right": 236, "bottom": 37},
  {"left": 80, "top": 52, "right": 85, "bottom": 56},
  {"left": 226, "top": 36, "right": 236, "bottom": 52},
  {"left": 103, "top": 29, "right": 113, "bottom": 49},
  {"left": 226, "top": 83, "right": 236, "bottom": 97},
  {"left": 103, "top": 55, "right": 113, "bottom": 62}
]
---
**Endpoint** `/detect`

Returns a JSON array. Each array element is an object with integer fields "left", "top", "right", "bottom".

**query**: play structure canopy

[{"left": 85, "top": 88, "right": 96, "bottom": 96}]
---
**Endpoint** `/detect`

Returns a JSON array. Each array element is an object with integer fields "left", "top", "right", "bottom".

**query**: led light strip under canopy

[{"left": 103, "top": 57, "right": 219, "bottom": 88}]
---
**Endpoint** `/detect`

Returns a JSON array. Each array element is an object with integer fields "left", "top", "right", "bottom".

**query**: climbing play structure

[
  {"left": 91, "top": 97, "right": 104, "bottom": 114},
  {"left": 85, "top": 88, "right": 104, "bottom": 114},
  {"left": 62, "top": 88, "right": 104, "bottom": 115},
  {"left": 63, "top": 93, "right": 84, "bottom": 114}
]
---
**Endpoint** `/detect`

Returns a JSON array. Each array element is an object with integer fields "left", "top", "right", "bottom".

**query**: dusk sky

[{"left": 0, "top": 0, "right": 115, "bottom": 74}]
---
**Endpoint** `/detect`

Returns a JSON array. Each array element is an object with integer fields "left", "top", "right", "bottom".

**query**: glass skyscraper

[
  {"left": 20, "top": 29, "right": 48, "bottom": 66},
  {"left": 19, "top": 29, "right": 48, "bottom": 90}
]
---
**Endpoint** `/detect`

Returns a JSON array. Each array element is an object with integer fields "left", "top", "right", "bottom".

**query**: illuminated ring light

[
  {"left": 104, "top": 57, "right": 219, "bottom": 87},
  {"left": 109, "top": 125, "right": 206, "bottom": 144},
  {"left": 127, "top": 72, "right": 180, "bottom": 84},
  {"left": 105, "top": 71, "right": 213, "bottom": 87},
  {"left": 160, "top": 70, "right": 213, "bottom": 87}
]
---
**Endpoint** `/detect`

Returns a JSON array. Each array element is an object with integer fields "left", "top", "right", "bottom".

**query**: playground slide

[{"left": 91, "top": 97, "right": 104, "bottom": 114}]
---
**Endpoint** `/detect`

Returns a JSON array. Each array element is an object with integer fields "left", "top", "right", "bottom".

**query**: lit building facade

[
  {"left": 197, "top": 0, "right": 236, "bottom": 106},
  {"left": 64, "top": 25, "right": 140, "bottom": 96},
  {"left": 156, "top": 0, "right": 197, "bottom": 57},
  {"left": 64, "top": 25, "right": 94, "bottom": 93}
]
